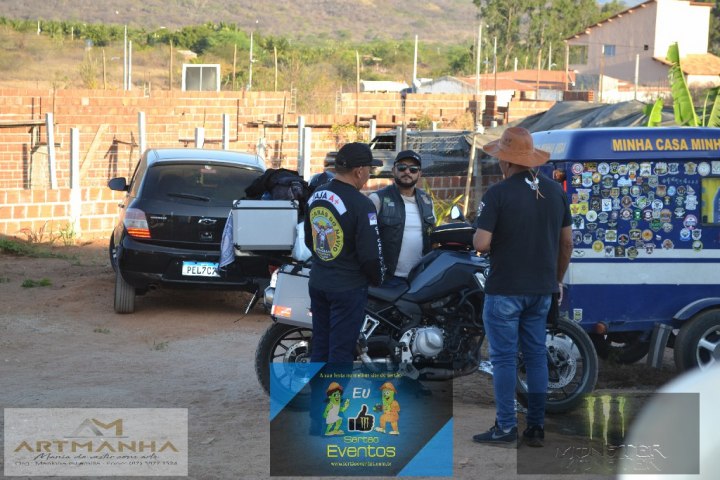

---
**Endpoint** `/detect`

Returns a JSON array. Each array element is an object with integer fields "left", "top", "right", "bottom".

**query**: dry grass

[{"left": 0, "top": 28, "right": 174, "bottom": 90}]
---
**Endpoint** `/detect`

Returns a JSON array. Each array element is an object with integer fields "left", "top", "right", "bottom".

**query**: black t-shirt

[
  {"left": 473, "top": 170, "right": 571, "bottom": 295},
  {"left": 304, "top": 179, "right": 385, "bottom": 291}
]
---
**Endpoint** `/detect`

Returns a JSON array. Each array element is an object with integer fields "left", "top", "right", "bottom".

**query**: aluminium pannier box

[
  {"left": 232, "top": 200, "right": 298, "bottom": 252},
  {"left": 270, "top": 264, "right": 312, "bottom": 328}
]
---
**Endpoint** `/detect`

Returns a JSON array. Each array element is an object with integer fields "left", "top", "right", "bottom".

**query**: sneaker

[
  {"left": 472, "top": 422, "right": 517, "bottom": 447},
  {"left": 523, "top": 425, "right": 544, "bottom": 447}
]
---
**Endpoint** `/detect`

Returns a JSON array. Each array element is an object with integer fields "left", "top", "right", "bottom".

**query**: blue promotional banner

[{"left": 269, "top": 363, "right": 453, "bottom": 477}]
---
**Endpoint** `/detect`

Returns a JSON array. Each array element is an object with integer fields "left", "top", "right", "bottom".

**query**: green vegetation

[
  {"left": 2, "top": 1, "right": 718, "bottom": 113},
  {"left": 152, "top": 340, "right": 169, "bottom": 351},
  {"left": 0, "top": 0, "right": 647, "bottom": 99},
  {"left": 21, "top": 278, "right": 52, "bottom": 288},
  {"left": 93, "top": 327, "right": 111, "bottom": 334},
  {"left": 0, "top": 237, "right": 39, "bottom": 256},
  {"left": 0, "top": 236, "right": 79, "bottom": 262},
  {"left": 645, "top": 42, "right": 720, "bottom": 127}
]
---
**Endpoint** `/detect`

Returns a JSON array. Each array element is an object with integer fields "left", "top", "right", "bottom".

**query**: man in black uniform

[
  {"left": 304, "top": 142, "right": 385, "bottom": 363},
  {"left": 369, "top": 150, "right": 435, "bottom": 286}
]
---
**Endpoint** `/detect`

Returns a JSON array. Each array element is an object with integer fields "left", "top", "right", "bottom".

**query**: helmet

[{"left": 309, "top": 171, "right": 335, "bottom": 191}]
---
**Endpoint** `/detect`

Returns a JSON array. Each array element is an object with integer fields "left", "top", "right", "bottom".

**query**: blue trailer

[{"left": 532, "top": 127, "right": 720, "bottom": 371}]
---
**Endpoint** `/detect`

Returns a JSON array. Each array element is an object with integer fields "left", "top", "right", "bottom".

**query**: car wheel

[
  {"left": 114, "top": 269, "right": 136, "bottom": 314},
  {"left": 674, "top": 309, "right": 720, "bottom": 371}
]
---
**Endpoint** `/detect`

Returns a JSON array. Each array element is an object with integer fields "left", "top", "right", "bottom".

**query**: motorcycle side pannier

[
  {"left": 270, "top": 264, "right": 312, "bottom": 328},
  {"left": 232, "top": 200, "right": 298, "bottom": 252}
]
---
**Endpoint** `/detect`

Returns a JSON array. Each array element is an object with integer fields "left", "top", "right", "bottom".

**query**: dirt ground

[{"left": 0, "top": 240, "right": 680, "bottom": 480}]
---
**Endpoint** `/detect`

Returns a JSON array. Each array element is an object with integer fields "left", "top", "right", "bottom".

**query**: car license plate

[{"left": 182, "top": 261, "right": 220, "bottom": 277}]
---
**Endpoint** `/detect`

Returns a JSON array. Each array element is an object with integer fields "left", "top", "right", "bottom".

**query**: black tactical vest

[{"left": 375, "top": 184, "right": 435, "bottom": 277}]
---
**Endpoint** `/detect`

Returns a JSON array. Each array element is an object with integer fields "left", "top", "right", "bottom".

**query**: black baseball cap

[
  {"left": 335, "top": 142, "right": 382, "bottom": 168},
  {"left": 394, "top": 150, "right": 422, "bottom": 166}
]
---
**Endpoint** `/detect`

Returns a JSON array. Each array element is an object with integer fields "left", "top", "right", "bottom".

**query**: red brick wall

[{"left": 0, "top": 88, "right": 519, "bottom": 240}]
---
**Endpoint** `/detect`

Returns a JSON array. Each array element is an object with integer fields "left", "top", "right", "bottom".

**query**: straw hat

[
  {"left": 379, "top": 382, "right": 397, "bottom": 393},
  {"left": 482, "top": 127, "right": 550, "bottom": 168},
  {"left": 326, "top": 382, "right": 343, "bottom": 395}
]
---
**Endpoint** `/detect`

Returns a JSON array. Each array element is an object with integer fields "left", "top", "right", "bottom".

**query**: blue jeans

[
  {"left": 309, "top": 285, "right": 368, "bottom": 363},
  {"left": 483, "top": 294, "right": 550, "bottom": 430}
]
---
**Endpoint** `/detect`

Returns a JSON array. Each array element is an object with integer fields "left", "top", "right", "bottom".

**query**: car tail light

[{"left": 124, "top": 208, "right": 151, "bottom": 239}]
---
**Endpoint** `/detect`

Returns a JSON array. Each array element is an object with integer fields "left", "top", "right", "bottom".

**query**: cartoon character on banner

[
  {"left": 324, "top": 382, "right": 350, "bottom": 436},
  {"left": 374, "top": 382, "right": 401, "bottom": 435}
]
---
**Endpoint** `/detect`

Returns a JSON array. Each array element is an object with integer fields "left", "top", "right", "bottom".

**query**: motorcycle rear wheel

[
  {"left": 255, "top": 323, "right": 313, "bottom": 396},
  {"left": 516, "top": 318, "right": 599, "bottom": 414}
]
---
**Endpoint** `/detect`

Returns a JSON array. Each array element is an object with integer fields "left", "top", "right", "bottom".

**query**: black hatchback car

[{"left": 108, "top": 148, "right": 284, "bottom": 313}]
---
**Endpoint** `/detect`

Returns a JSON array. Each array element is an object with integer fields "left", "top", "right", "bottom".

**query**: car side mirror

[{"left": 108, "top": 177, "right": 128, "bottom": 192}]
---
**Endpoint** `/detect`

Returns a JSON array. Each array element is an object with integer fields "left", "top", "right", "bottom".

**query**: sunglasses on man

[{"left": 395, "top": 164, "right": 421, "bottom": 174}]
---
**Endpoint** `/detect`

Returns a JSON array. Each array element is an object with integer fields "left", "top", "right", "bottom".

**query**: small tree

[{"left": 645, "top": 42, "right": 720, "bottom": 127}]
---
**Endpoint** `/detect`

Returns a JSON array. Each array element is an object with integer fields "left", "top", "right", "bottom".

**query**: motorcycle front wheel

[{"left": 516, "top": 318, "right": 599, "bottom": 414}]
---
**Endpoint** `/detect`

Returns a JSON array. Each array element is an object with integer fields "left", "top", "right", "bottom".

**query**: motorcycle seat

[{"left": 369, "top": 282, "right": 409, "bottom": 303}]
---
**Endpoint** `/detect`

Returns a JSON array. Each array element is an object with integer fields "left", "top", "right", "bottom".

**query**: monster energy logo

[{"left": 585, "top": 394, "right": 627, "bottom": 445}]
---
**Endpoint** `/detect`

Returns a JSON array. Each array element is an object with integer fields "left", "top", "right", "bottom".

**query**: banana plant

[
  {"left": 649, "top": 42, "right": 719, "bottom": 127},
  {"left": 423, "top": 180, "right": 464, "bottom": 226},
  {"left": 643, "top": 98, "right": 665, "bottom": 127},
  {"left": 701, "top": 86, "right": 720, "bottom": 127},
  {"left": 666, "top": 42, "right": 699, "bottom": 126}
]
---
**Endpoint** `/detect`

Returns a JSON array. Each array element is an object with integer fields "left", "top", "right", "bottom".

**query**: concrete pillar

[
  {"left": 46, "top": 113, "right": 57, "bottom": 189},
  {"left": 195, "top": 127, "right": 205, "bottom": 148},
  {"left": 297, "top": 115, "right": 305, "bottom": 171},
  {"left": 138, "top": 112, "right": 146, "bottom": 158},
  {"left": 70, "top": 128, "right": 82, "bottom": 238},
  {"left": 222, "top": 114, "right": 230, "bottom": 150},
  {"left": 301, "top": 127, "right": 312, "bottom": 180}
]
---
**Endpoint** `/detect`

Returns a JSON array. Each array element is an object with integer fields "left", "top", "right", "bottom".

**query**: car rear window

[{"left": 142, "top": 163, "right": 260, "bottom": 206}]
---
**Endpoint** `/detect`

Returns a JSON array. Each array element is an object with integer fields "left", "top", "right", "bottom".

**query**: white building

[{"left": 566, "top": 0, "right": 720, "bottom": 88}]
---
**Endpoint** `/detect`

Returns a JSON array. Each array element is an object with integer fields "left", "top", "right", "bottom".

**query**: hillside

[{"left": 0, "top": 0, "right": 479, "bottom": 44}]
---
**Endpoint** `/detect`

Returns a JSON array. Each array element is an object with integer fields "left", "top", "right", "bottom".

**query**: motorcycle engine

[{"left": 409, "top": 326, "right": 445, "bottom": 358}]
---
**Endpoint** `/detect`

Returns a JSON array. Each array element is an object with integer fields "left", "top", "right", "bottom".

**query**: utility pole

[
  {"left": 123, "top": 25, "right": 127, "bottom": 91},
  {"left": 412, "top": 35, "right": 418, "bottom": 89},
  {"left": 536, "top": 49, "right": 541, "bottom": 97},
  {"left": 248, "top": 31, "right": 254, "bottom": 90},
  {"left": 274, "top": 46, "right": 278, "bottom": 92},
  {"left": 564, "top": 42, "right": 570, "bottom": 91},
  {"left": 475, "top": 23, "right": 482, "bottom": 131},
  {"left": 355, "top": 50, "right": 360, "bottom": 124},
  {"left": 493, "top": 36, "right": 498, "bottom": 97},
  {"left": 634, "top": 53, "right": 639, "bottom": 100},
  {"left": 599, "top": 45, "right": 605, "bottom": 103},
  {"left": 169, "top": 40, "right": 174, "bottom": 91},
  {"left": 548, "top": 43, "right": 553, "bottom": 70},
  {"left": 232, "top": 44, "right": 237, "bottom": 90}
]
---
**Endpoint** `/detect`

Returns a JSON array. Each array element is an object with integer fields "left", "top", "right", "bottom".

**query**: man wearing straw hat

[{"left": 471, "top": 127, "right": 572, "bottom": 447}]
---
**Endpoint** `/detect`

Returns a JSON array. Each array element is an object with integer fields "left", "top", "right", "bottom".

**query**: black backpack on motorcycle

[{"left": 245, "top": 168, "right": 310, "bottom": 202}]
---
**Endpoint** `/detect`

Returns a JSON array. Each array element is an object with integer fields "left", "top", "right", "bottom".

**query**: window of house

[
  {"left": 603, "top": 45, "right": 616, "bottom": 57},
  {"left": 701, "top": 177, "right": 720, "bottom": 225},
  {"left": 569, "top": 45, "right": 588, "bottom": 65}
]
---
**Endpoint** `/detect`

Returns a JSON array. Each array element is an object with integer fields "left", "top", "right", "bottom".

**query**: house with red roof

[{"left": 566, "top": 0, "right": 719, "bottom": 89}]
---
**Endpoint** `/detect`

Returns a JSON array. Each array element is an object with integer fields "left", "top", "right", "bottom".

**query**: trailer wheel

[
  {"left": 674, "top": 309, "right": 720, "bottom": 372},
  {"left": 590, "top": 332, "right": 650, "bottom": 364}
]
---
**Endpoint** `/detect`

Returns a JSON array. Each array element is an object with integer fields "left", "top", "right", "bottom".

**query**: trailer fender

[{"left": 672, "top": 298, "right": 720, "bottom": 322}]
